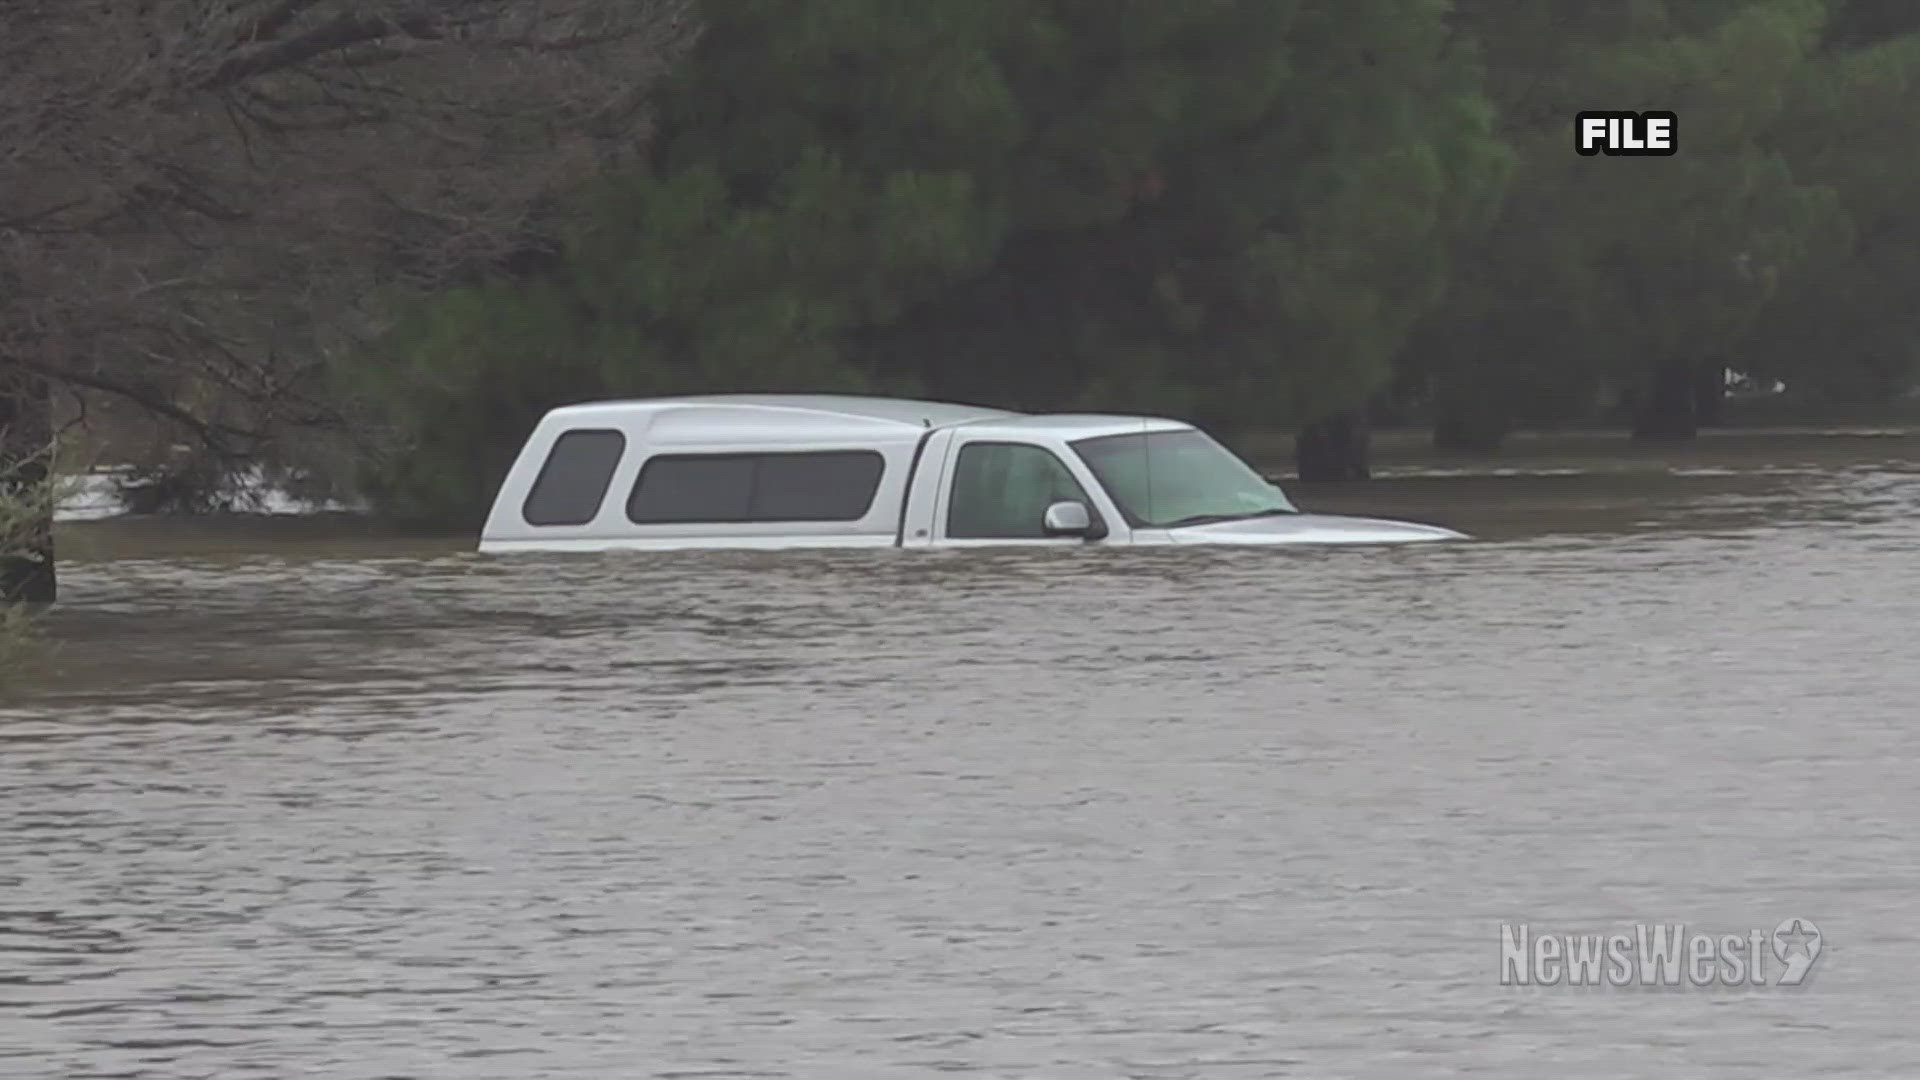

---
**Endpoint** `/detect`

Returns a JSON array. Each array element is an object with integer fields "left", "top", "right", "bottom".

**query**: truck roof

[
  {"left": 545, "top": 395, "right": 1191, "bottom": 437},
  {"left": 549, "top": 394, "right": 1014, "bottom": 428}
]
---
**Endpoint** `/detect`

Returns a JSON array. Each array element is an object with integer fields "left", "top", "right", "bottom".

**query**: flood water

[{"left": 6, "top": 432, "right": 1920, "bottom": 1078}]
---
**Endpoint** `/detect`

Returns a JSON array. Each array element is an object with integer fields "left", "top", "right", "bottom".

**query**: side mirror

[{"left": 1042, "top": 500, "right": 1102, "bottom": 539}]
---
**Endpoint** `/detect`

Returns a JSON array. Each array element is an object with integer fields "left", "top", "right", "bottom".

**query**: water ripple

[{"left": 5, "top": 464, "right": 1919, "bottom": 1076}]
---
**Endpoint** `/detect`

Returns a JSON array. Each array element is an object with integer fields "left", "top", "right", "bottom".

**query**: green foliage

[
  {"left": 856, "top": 0, "right": 1511, "bottom": 439},
  {"left": 342, "top": 282, "right": 602, "bottom": 527},
  {"left": 1731, "top": 3, "right": 1920, "bottom": 402},
  {"left": 345, "top": 0, "right": 1920, "bottom": 521},
  {"left": 1406, "top": 0, "right": 1845, "bottom": 442},
  {"left": 349, "top": 0, "right": 1031, "bottom": 521}
]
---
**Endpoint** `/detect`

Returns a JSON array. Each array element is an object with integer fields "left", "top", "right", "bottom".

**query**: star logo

[
  {"left": 1772, "top": 917, "right": 1822, "bottom": 986},
  {"left": 1775, "top": 919, "right": 1818, "bottom": 959}
]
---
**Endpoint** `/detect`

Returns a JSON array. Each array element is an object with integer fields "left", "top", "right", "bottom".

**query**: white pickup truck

[{"left": 479, "top": 394, "right": 1464, "bottom": 552}]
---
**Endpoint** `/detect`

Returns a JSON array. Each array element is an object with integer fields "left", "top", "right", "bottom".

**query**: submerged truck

[{"left": 479, "top": 395, "right": 1465, "bottom": 553}]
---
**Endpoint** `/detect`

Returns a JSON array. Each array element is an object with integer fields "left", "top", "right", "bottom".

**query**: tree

[
  {"left": 380, "top": 0, "right": 1508, "bottom": 505},
  {"left": 857, "top": 0, "right": 1511, "bottom": 480},
  {"left": 1407, "top": 0, "right": 1843, "bottom": 448},
  {"left": 0, "top": 0, "right": 695, "bottom": 598},
  {"left": 1730, "top": 2, "right": 1920, "bottom": 407},
  {"left": 347, "top": 0, "right": 1027, "bottom": 522}
]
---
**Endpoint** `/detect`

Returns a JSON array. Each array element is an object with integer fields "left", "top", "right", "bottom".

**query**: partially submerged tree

[
  {"left": 0, "top": 369, "right": 55, "bottom": 604},
  {"left": 0, "top": 0, "right": 695, "bottom": 599}
]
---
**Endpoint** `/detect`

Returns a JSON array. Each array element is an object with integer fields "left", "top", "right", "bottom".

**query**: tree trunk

[
  {"left": 1294, "top": 410, "right": 1371, "bottom": 481},
  {"left": 1630, "top": 363, "right": 1699, "bottom": 442},
  {"left": 1, "top": 374, "right": 56, "bottom": 605},
  {"left": 1693, "top": 364, "right": 1726, "bottom": 428}
]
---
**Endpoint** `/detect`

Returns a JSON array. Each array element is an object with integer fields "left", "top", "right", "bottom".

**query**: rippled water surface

[{"left": 7, "top": 436, "right": 1920, "bottom": 1078}]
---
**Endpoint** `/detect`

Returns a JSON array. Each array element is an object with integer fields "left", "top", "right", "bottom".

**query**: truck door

[{"left": 928, "top": 436, "right": 1115, "bottom": 546}]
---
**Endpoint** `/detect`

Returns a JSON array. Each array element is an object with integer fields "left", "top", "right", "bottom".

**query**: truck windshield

[{"left": 1070, "top": 428, "right": 1296, "bottom": 528}]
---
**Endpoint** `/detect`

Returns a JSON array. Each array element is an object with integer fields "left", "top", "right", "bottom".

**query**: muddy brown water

[{"left": 5, "top": 431, "right": 1920, "bottom": 1077}]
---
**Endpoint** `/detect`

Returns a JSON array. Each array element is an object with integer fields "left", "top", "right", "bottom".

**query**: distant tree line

[
  {"left": 7, "top": 0, "right": 1920, "bottom": 596},
  {"left": 350, "top": 0, "right": 1920, "bottom": 517}
]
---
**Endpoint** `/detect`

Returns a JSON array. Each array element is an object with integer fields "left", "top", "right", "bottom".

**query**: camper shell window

[
  {"left": 521, "top": 429, "right": 626, "bottom": 526},
  {"left": 627, "top": 450, "right": 885, "bottom": 524}
]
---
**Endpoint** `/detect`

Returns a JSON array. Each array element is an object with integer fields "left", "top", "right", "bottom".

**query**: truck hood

[{"left": 1166, "top": 512, "right": 1466, "bottom": 545}]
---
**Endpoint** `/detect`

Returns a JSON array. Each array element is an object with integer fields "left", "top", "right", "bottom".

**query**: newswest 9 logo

[{"left": 1575, "top": 111, "right": 1678, "bottom": 157}]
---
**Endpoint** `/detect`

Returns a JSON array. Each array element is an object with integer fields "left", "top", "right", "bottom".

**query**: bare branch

[{"left": 1, "top": 0, "right": 699, "bottom": 472}]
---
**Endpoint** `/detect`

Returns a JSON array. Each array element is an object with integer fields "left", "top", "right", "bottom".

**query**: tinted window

[
  {"left": 627, "top": 455, "right": 755, "bottom": 523},
  {"left": 521, "top": 429, "right": 626, "bottom": 526},
  {"left": 627, "top": 451, "right": 885, "bottom": 524},
  {"left": 752, "top": 452, "right": 887, "bottom": 521},
  {"left": 947, "top": 442, "right": 1094, "bottom": 538}
]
